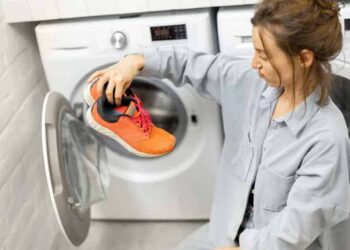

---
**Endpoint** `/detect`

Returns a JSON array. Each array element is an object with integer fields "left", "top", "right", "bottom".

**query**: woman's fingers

[
  {"left": 105, "top": 79, "right": 116, "bottom": 104},
  {"left": 88, "top": 58, "right": 140, "bottom": 105},
  {"left": 111, "top": 74, "right": 127, "bottom": 105},
  {"left": 114, "top": 83, "right": 125, "bottom": 106},
  {"left": 87, "top": 70, "right": 104, "bottom": 83},
  {"left": 96, "top": 75, "right": 110, "bottom": 96}
]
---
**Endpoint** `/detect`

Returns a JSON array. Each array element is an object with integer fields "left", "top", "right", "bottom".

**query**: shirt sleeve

[
  {"left": 133, "top": 46, "right": 250, "bottom": 105},
  {"left": 239, "top": 131, "right": 350, "bottom": 250}
]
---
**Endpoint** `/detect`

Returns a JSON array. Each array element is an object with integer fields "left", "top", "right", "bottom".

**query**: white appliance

[
  {"left": 217, "top": 6, "right": 255, "bottom": 59},
  {"left": 37, "top": 9, "right": 223, "bottom": 246},
  {"left": 217, "top": 5, "right": 350, "bottom": 135}
]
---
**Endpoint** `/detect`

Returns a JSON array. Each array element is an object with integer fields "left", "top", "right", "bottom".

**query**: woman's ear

[{"left": 299, "top": 49, "right": 314, "bottom": 68}]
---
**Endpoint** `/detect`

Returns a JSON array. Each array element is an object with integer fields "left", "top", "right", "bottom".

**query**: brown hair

[{"left": 251, "top": 0, "right": 343, "bottom": 106}]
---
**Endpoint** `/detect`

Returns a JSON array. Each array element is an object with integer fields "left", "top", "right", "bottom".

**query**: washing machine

[
  {"left": 217, "top": 5, "right": 350, "bottom": 135},
  {"left": 37, "top": 9, "right": 223, "bottom": 246}
]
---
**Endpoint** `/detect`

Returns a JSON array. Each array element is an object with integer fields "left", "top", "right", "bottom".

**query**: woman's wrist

[{"left": 126, "top": 54, "right": 145, "bottom": 72}]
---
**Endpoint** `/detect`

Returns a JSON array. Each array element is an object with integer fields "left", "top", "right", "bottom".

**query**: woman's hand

[
  {"left": 86, "top": 54, "right": 145, "bottom": 105},
  {"left": 216, "top": 248, "right": 240, "bottom": 250}
]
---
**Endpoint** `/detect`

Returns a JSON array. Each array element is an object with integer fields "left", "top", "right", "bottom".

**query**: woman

[{"left": 87, "top": 0, "right": 350, "bottom": 249}]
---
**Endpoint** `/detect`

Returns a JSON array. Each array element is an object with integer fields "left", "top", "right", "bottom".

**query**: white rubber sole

[
  {"left": 86, "top": 104, "right": 166, "bottom": 158},
  {"left": 83, "top": 83, "right": 95, "bottom": 106}
]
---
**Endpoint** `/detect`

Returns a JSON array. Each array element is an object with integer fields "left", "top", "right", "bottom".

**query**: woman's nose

[{"left": 251, "top": 56, "right": 262, "bottom": 69}]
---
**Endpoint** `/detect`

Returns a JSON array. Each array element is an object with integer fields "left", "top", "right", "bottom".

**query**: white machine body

[{"left": 36, "top": 9, "right": 223, "bottom": 220}]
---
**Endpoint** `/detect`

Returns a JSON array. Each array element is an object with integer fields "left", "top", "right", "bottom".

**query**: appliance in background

[
  {"left": 217, "top": 6, "right": 255, "bottom": 59},
  {"left": 37, "top": 8, "right": 223, "bottom": 246},
  {"left": 217, "top": 5, "right": 350, "bottom": 135}
]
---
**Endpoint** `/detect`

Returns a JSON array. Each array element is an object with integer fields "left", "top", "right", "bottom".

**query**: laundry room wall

[{"left": 0, "top": 3, "right": 74, "bottom": 250}]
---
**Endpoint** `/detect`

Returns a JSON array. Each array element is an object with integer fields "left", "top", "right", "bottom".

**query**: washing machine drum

[
  {"left": 87, "top": 77, "right": 188, "bottom": 156},
  {"left": 330, "top": 74, "right": 350, "bottom": 137}
]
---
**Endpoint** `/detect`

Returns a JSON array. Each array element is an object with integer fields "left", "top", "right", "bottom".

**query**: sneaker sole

[
  {"left": 86, "top": 104, "right": 166, "bottom": 158},
  {"left": 83, "top": 83, "right": 96, "bottom": 106}
]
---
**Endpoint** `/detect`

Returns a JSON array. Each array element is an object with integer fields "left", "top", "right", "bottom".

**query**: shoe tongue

[
  {"left": 124, "top": 101, "right": 138, "bottom": 116},
  {"left": 113, "top": 101, "right": 138, "bottom": 117}
]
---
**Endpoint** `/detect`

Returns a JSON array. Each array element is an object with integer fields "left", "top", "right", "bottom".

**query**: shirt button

[
  {"left": 263, "top": 146, "right": 267, "bottom": 151},
  {"left": 252, "top": 189, "right": 255, "bottom": 194},
  {"left": 272, "top": 124, "right": 278, "bottom": 129}
]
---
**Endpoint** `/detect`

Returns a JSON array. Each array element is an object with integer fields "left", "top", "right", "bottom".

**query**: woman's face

[{"left": 251, "top": 26, "right": 300, "bottom": 88}]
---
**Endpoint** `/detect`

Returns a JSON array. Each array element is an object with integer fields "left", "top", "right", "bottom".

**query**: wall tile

[
  {"left": 0, "top": 13, "right": 70, "bottom": 250},
  {"left": 0, "top": 2, "right": 4, "bottom": 22}
]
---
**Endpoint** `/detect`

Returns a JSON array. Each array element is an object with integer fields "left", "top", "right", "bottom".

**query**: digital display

[
  {"left": 150, "top": 24, "right": 187, "bottom": 41},
  {"left": 345, "top": 19, "right": 350, "bottom": 31}
]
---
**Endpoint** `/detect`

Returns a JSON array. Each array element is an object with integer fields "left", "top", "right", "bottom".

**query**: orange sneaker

[{"left": 85, "top": 88, "right": 176, "bottom": 157}]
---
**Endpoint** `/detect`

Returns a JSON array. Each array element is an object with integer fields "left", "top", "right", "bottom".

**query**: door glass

[
  {"left": 61, "top": 112, "right": 110, "bottom": 212},
  {"left": 132, "top": 79, "right": 185, "bottom": 139}
]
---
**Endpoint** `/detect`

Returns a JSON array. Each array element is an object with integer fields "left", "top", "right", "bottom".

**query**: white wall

[{"left": 0, "top": 3, "right": 75, "bottom": 250}]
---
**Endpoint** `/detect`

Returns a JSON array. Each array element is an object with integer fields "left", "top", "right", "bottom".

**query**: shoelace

[{"left": 131, "top": 95, "right": 152, "bottom": 133}]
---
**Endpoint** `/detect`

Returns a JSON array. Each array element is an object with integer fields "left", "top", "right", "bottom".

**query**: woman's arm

[
  {"left": 88, "top": 46, "right": 254, "bottom": 105},
  {"left": 136, "top": 46, "right": 252, "bottom": 105}
]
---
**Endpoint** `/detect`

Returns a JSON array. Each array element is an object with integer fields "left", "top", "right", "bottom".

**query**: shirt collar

[
  {"left": 261, "top": 86, "right": 283, "bottom": 101},
  {"left": 274, "top": 86, "right": 321, "bottom": 136}
]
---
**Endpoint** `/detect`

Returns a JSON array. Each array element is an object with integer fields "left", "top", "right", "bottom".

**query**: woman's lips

[{"left": 258, "top": 72, "right": 264, "bottom": 78}]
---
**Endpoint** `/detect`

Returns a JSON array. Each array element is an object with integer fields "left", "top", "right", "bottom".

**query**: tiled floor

[{"left": 79, "top": 220, "right": 207, "bottom": 250}]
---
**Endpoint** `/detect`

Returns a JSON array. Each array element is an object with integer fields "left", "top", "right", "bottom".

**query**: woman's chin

[{"left": 266, "top": 81, "right": 280, "bottom": 88}]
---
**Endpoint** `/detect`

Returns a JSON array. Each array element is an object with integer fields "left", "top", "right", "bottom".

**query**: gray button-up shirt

[{"left": 137, "top": 46, "right": 350, "bottom": 250}]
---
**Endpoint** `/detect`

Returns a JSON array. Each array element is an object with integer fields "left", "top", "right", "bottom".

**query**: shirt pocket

[
  {"left": 261, "top": 167, "right": 296, "bottom": 212},
  {"left": 231, "top": 130, "right": 254, "bottom": 182}
]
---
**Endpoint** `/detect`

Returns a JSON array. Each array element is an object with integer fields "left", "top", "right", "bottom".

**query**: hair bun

[
  {"left": 331, "top": 1, "right": 341, "bottom": 12},
  {"left": 316, "top": 0, "right": 342, "bottom": 17}
]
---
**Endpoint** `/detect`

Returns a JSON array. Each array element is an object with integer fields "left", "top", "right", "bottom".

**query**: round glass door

[{"left": 42, "top": 91, "right": 110, "bottom": 246}]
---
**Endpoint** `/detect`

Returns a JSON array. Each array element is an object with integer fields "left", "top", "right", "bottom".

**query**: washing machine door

[{"left": 41, "top": 91, "right": 109, "bottom": 246}]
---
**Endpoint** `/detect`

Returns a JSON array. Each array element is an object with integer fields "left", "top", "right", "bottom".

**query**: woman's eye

[{"left": 259, "top": 55, "right": 268, "bottom": 61}]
